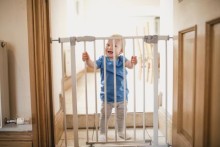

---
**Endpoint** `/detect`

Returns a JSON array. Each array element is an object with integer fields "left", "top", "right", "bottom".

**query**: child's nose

[{"left": 107, "top": 46, "right": 112, "bottom": 49}]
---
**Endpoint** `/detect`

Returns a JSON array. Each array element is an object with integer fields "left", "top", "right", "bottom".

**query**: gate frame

[{"left": 54, "top": 35, "right": 171, "bottom": 147}]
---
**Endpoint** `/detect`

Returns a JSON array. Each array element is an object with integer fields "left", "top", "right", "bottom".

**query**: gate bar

[
  {"left": 123, "top": 38, "right": 127, "bottom": 141},
  {"left": 103, "top": 39, "right": 108, "bottom": 142},
  {"left": 132, "top": 38, "right": 137, "bottom": 141},
  {"left": 84, "top": 41, "right": 89, "bottom": 142},
  {"left": 165, "top": 40, "right": 168, "bottom": 144},
  {"left": 56, "top": 35, "right": 171, "bottom": 43},
  {"left": 86, "top": 139, "right": 159, "bottom": 147},
  {"left": 113, "top": 39, "right": 118, "bottom": 141},
  {"left": 93, "top": 41, "right": 98, "bottom": 142},
  {"left": 70, "top": 37, "right": 79, "bottom": 147},
  {"left": 60, "top": 42, "right": 67, "bottom": 146},
  {"left": 142, "top": 37, "right": 146, "bottom": 141},
  {"left": 153, "top": 42, "right": 159, "bottom": 146}
]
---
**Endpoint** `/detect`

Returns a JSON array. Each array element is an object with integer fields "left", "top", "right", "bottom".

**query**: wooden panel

[
  {"left": 0, "top": 131, "right": 32, "bottom": 147},
  {"left": 204, "top": 17, "right": 220, "bottom": 147},
  {"left": 177, "top": 26, "right": 197, "bottom": 146},
  {"left": 182, "top": 31, "right": 195, "bottom": 141},
  {"left": 54, "top": 108, "right": 64, "bottom": 145},
  {"left": 27, "top": 0, "right": 54, "bottom": 146},
  {"left": 0, "top": 141, "right": 32, "bottom": 147},
  {"left": 0, "top": 131, "right": 32, "bottom": 141}
]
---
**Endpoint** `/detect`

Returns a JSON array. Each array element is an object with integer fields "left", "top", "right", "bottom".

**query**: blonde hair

[{"left": 110, "top": 34, "right": 126, "bottom": 52}]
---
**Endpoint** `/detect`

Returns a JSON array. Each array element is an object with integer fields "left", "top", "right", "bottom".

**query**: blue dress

[{"left": 96, "top": 55, "right": 129, "bottom": 102}]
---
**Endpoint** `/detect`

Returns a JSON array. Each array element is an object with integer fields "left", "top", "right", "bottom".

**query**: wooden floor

[{"left": 57, "top": 128, "right": 167, "bottom": 147}]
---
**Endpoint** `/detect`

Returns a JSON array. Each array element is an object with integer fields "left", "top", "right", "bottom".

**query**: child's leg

[
  {"left": 99, "top": 102, "right": 113, "bottom": 134},
  {"left": 116, "top": 101, "right": 131, "bottom": 140},
  {"left": 116, "top": 101, "right": 127, "bottom": 133}
]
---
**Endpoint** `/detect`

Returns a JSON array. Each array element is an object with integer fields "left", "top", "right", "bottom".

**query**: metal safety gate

[{"left": 54, "top": 35, "right": 171, "bottom": 147}]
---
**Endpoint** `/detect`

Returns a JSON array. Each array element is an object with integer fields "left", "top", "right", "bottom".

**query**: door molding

[
  {"left": 204, "top": 17, "right": 220, "bottom": 147},
  {"left": 27, "top": 0, "right": 54, "bottom": 146},
  {"left": 173, "top": 25, "right": 197, "bottom": 147}
]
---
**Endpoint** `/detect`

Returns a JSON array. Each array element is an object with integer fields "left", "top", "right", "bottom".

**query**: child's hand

[
  {"left": 82, "top": 51, "right": 90, "bottom": 62},
  {"left": 131, "top": 56, "right": 137, "bottom": 65}
]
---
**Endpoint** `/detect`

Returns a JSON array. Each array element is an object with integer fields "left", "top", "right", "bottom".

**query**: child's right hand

[{"left": 82, "top": 51, "right": 90, "bottom": 62}]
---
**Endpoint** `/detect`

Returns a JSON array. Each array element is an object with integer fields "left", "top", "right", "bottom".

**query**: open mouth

[{"left": 108, "top": 51, "right": 113, "bottom": 54}]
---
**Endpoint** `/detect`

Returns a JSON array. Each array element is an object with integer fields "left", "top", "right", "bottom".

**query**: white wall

[
  {"left": 83, "top": 0, "right": 160, "bottom": 36},
  {"left": 79, "top": 0, "right": 161, "bottom": 113},
  {"left": 50, "top": 0, "right": 86, "bottom": 114},
  {"left": 50, "top": 0, "right": 68, "bottom": 114},
  {"left": 0, "top": 0, "right": 31, "bottom": 120},
  {"left": 49, "top": 0, "right": 174, "bottom": 115},
  {"left": 159, "top": 0, "right": 173, "bottom": 115}
]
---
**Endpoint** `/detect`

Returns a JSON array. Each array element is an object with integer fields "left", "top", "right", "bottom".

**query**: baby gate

[{"left": 54, "top": 35, "right": 172, "bottom": 147}]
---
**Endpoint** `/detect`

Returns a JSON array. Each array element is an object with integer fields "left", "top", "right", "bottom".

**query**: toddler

[{"left": 82, "top": 34, "right": 137, "bottom": 141}]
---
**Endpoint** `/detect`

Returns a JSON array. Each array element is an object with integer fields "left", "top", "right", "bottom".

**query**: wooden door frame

[
  {"left": 204, "top": 17, "right": 220, "bottom": 147},
  {"left": 173, "top": 25, "right": 197, "bottom": 147},
  {"left": 178, "top": 26, "right": 197, "bottom": 144},
  {"left": 27, "top": 0, "right": 54, "bottom": 146}
]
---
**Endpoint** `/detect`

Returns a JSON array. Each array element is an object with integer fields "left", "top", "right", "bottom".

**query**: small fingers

[
  {"left": 131, "top": 56, "right": 137, "bottom": 64},
  {"left": 82, "top": 52, "right": 88, "bottom": 61}
]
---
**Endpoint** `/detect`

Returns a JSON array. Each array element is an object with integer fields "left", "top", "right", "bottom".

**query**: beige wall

[
  {"left": 0, "top": 0, "right": 31, "bottom": 120},
  {"left": 173, "top": 0, "right": 220, "bottom": 146},
  {"left": 50, "top": 0, "right": 68, "bottom": 114}
]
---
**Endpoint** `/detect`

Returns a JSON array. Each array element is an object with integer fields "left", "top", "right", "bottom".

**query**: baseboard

[
  {"left": 66, "top": 112, "right": 153, "bottom": 129},
  {"left": 158, "top": 107, "right": 172, "bottom": 145},
  {"left": 54, "top": 108, "right": 64, "bottom": 145}
]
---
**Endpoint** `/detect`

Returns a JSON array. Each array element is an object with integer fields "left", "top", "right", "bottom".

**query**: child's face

[{"left": 105, "top": 39, "right": 123, "bottom": 59}]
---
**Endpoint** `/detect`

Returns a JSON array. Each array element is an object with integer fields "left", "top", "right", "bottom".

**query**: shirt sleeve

[
  {"left": 119, "top": 55, "right": 128, "bottom": 63},
  {"left": 96, "top": 55, "right": 103, "bottom": 69}
]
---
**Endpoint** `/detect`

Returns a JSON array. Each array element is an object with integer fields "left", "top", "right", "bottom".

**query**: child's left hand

[{"left": 131, "top": 56, "right": 137, "bottom": 65}]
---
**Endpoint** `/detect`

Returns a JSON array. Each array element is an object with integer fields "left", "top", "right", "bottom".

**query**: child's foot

[
  {"left": 118, "top": 132, "right": 131, "bottom": 140},
  {"left": 98, "top": 134, "right": 106, "bottom": 142}
]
